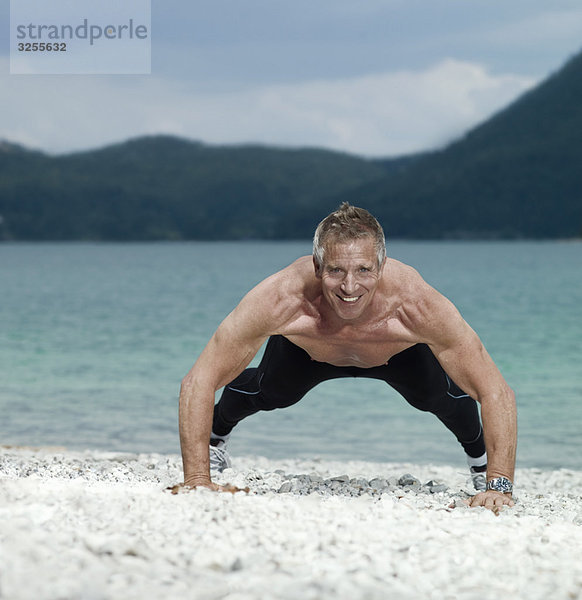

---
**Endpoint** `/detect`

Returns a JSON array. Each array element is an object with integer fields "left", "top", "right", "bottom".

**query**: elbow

[
  {"left": 180, "top": 372, "right": 194, "bottom": 392},
  {"left": 180, "top": 371, "right": 199, "bottom": 400},
  {"left": 179, "top": 370, "right": 215, "bottom": 405},
  {"left": 478, "top": 382, "right": 516, "bottom": 408},
  {"left": 505, "top": 383, "right": 516, "bottom": 406}
]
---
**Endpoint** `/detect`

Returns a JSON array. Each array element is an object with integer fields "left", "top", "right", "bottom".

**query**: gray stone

[
  {"left": 369, "top": 478, "right": 389, "bottom": 490},
  {"left": 294, "top": 475, "right": 311, "bottom": 484},
  {"left": 278, "top": 481, "right": 293, "bottom": 493},
  {"left": 352, "top": 478, "right": 370, "bottom": 488},
  {"left": 230, "top": 558, "right": 243, "bottom": 572},
  {"left": 398, "top": 474, "right": 420, "bottom": 487},
  {"left": 426, "top": 481, "right": 448, "bottom": 494},
  {"left": 330, "top": 474, "right": 350, "bottom": 482}
]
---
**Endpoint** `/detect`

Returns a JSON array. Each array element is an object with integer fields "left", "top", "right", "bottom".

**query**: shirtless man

[{"left": 178, "top": 203, "right": 517, "bottom": 510}]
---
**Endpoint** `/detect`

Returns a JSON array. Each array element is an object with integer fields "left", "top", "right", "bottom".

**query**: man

[{"left": 178, "top": 203, "right": 517, "bottom": 511}]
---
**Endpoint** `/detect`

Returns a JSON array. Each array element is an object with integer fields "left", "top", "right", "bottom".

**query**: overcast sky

[{"left": 2, "top": 0, "right": 582, "bottom": 157}]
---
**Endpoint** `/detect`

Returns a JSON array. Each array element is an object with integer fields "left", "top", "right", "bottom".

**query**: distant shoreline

[{"left": 1, "top": 237, "right": 581, "bottom": 244}]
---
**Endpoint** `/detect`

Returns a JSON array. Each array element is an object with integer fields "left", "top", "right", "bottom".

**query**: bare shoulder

[
  {"left": 385, "top": 258, "right": 437, "bottom": 302},
  {"left": 386, "top": 259, "right": 466, "bottom": 343},
  {"left": 230, "top": 256, "right": 317, "bottom": 336}
]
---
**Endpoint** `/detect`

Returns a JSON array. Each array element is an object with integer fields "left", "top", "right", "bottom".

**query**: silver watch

[{"left": 486, "top": 477, "right": 513, "bottom": 494}]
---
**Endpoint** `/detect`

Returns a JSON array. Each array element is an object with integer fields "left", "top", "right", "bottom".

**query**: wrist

[
  {"left": 184, "top": 475, "right": 212, "bottom": 487},
  {"left": 183, "top": 462, "right": 212, "bottom": 488},
  {"left": 486, "top": 476, "right": 513, "bottom": 495}
]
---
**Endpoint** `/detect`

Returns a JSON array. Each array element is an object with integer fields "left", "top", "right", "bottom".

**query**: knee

[
  {"left": 254, "top": 391, "right": 303, "bottom": 411},
  {"left": 405, "top": 394, "right": 441, "bottom": 413},
  {"left": 406, "top": 391, "right": 477, "bottom": 417},
  {"left": 225, "top": 368, "right": 261, "bottom": 395}
]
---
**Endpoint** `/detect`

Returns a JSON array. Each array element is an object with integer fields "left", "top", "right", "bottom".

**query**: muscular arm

[
  {"left": 179, "top": 315, "right": 266, "bottom": 487},
  {"left": 400, "top": 279, "right": 517, "bottom": 508},
  {"left": 178, "top": 267, "right": 303, "bottom": 488},
  {"left": 433, "top": 318, "right": 516, "bottom": 470}
]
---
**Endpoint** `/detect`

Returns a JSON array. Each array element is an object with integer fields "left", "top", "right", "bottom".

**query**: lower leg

[
  {"left": 436, "top": 397, "right": 486, "bottom": 459},
  {"left": 435, "top": 397, "right": 488, "bottom": 490}
]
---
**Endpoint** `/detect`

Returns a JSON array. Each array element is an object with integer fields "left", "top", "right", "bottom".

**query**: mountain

[
  {"left": 1, "top": 47, "right": 582, "bottom": 241},
  {"left": 330, "top": 49, "right": 582, "bottom": 239},
  {"left": 0, "top": 137, "right": 400, "bottom": 241}
]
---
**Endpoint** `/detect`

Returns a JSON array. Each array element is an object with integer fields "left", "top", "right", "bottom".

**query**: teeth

[{"left": 341, "top": 296, "right": 359, "bottom": 302}]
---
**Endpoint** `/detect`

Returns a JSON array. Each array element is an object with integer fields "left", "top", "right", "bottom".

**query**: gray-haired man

[{"left": 177, "top": 203, "right": 517, "bottom": 511}]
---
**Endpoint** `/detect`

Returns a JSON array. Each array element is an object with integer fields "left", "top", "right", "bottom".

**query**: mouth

[{"left": 337, "top": 295, "right": 362, "bottom": 303}]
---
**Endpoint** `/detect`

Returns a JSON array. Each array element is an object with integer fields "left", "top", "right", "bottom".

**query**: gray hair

[{"left": 313, "top": 203, "right": 386, "bottom": 270}]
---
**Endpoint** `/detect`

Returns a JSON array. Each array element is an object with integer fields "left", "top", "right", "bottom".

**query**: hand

[
  {"left": 167, "top": 481, "right": 250, "bottom": 495},
  {"left": 469, "top": 490, "right": 515, "bottom": 514}
]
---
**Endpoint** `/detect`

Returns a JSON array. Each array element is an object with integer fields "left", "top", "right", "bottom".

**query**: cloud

[
  {"left": 0, "top": 57, "right": 536, "bottom": 157},
  {"left": 485, "top": 7, "right": 582, "bottom": 48}
]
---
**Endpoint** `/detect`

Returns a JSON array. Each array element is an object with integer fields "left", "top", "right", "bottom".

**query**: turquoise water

[{"left": 1, "top": 241, "right": 580, "bottom": 470}]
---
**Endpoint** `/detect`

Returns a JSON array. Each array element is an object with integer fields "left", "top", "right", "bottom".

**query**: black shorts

[{"left": 213, "top": 335, "right": 484, "bottom": 456}]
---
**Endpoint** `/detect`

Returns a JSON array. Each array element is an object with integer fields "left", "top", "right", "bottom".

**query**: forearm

[
  {"left": 480, "top": 386, "right": 517, "bottom": 483},
  {"left": 179, "top": 375, "right": 215, "bottom": 486}
]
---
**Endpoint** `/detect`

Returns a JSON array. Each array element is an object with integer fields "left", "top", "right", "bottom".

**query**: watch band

[{"left": 486, "top": 476, "right": 513, "bottom": 494}]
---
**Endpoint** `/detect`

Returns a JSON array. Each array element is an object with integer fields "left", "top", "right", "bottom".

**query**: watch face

[{"left": 487, "top": 477, "right": 513, "bottom": 493}]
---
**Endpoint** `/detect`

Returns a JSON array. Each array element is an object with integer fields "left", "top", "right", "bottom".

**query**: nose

[{"left": 340, "top": 272, "right": 357, "bottom": 295}]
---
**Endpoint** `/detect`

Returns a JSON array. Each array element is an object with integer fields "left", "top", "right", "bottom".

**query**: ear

[{"left": 313, "top": 256, "right": 322, "bottom": 278}]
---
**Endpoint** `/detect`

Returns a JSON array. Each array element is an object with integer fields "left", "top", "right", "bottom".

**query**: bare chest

[{"left": 283, "top": 315, "right": 416, "bottom": 368}]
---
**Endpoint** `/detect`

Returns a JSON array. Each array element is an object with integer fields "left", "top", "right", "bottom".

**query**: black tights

[{"left": 213, "top": 335, "right": 486, "bottom": 458}]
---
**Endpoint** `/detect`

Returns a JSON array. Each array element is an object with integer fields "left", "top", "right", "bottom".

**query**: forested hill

[
  {"left": 0, "top": 137, "right": 417, "bottom": 240},
  {"left": 1, "top": 46, "right": 582, "bottom": 241},
  {"left": 332, "top": 49, "right": 582, "bottom": 239}
]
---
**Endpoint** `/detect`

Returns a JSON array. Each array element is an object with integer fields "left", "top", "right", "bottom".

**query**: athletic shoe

[
  {"left": 209, "top": 438, "right": 232, "bottom": 472},
  {"left": 466, "top": 451, "right": 487, "bottom": 492},
  {"left": 470, "top": 466, "right": 487, "bottom": 492}
]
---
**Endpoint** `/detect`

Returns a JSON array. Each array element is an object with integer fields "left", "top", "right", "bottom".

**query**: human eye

[{"left": 327, "top": 266, "right": 342, "bottom": 275}]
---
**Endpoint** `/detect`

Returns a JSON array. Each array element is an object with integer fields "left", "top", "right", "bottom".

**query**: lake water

[{"left": 1, "top": 241, "right": 580, "bottom": 471}]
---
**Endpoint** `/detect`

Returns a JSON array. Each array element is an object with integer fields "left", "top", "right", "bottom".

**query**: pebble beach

[{"left": 1, "top": 446, "right": 582, "bottom": 600}]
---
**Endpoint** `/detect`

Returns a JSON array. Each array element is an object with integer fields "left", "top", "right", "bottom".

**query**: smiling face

[{"left": 316, "top": 237, "right": 384, "bottom": 321}]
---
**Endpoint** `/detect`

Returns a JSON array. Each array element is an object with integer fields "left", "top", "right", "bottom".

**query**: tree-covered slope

[
  {"left": 0, "top": 137, "right": 393, "bottom": 240},
  {"left": 335, "top": 49, "right": 582, "bottom": 239},
  {"left": 1, "top": 47, "right": 581, "bottom": 240}
]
